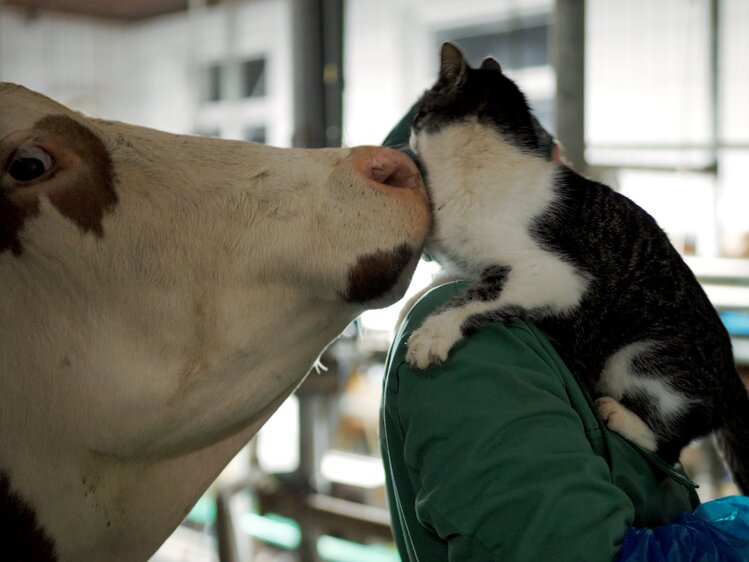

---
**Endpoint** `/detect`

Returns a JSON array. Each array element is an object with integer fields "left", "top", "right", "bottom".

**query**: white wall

[
  {"left": 0, "top": 9, "right": 130, "bottom": 119},
  {"left": 720, "top": 0, "right": 749, "bottom": 144},
  {"left": 0, "top": 1, "right": 293, "bottom": 145},
  {"left": 343, "top": 0, "right": 553, "bottom": 146},
  {"left": 587, "top": 0, "right": 712, "bottom": 152},
  {"left": 717, "top": 0, "right": 749, "bottom": 252},
  {"left": 586, "top": 0, "right": 749, "bottom": 256}
]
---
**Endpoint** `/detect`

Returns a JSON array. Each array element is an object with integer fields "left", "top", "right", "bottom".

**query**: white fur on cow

[{"left": 0, "top": 83, "right": 430, "bottom": 561}]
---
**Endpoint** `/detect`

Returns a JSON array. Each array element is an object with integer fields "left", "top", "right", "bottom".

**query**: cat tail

[{"left": 715, "top": 405, "right": 749, "bottom": 495}]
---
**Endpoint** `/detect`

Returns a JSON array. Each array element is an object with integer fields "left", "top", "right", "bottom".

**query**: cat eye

[
  {"left": 7, "top": 145, "right": 54, "bottom": 182},
  {"left": 412, "top": 110, "right": 426, "bottom": 130}
]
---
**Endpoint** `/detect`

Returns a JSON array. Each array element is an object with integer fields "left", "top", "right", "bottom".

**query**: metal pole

[
  {"left": 296, "top": 396, "right": 324, "bottom": 562},
  {"left": 290, "top": 2, "right": 345, "bottom": 558},
  {"left": 321, "top": 0, "right": 344, "bottom": 147},
  {"left": 292, "top": 0, "right": 325, "bottom": 539},
  {"left": 708, "top": 0, "right": 723, "bottom": 256},
  {"left": 292, "top": 0, "right": 326, "bottom": 148},
  {"left": 187, "top": 0, "right": 208, "bottom": 134},
  {"left": 291, "top": 0, "right": 344, "bottom": 148},
  {"left": 553, "top": 0, "right": 586, "bottom": 173},
  {"left": 0, "top": 1, "right": 4, "bottom": 81}
]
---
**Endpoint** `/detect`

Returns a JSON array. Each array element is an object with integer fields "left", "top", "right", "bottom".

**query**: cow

[{"left": 0, "top": 83, "right": 430, "bottom": 561}]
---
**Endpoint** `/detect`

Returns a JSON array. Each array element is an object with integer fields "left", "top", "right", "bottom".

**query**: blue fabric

[
  {"left": 720, "top": 310, "right": 749, "bottom": 337},
  {"left": 617, "top": 496, "right": 749, "bottom": 561}
]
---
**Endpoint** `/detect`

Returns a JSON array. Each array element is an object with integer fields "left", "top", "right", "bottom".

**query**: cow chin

[{"left": 342, "top": 242, "right": 420, "bottom": 306}]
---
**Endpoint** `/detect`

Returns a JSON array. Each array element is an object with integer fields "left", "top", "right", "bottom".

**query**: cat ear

[
  {"left": 480, "top": 57, "right": 502, "bottom": 72},
  {"left": 439, "top": 42, "right": 468, "bottom": 86}
]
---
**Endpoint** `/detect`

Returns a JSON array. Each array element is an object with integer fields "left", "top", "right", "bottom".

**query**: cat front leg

[
  {"left": 406, "top": 299, "right": 527, "bottom": 369},
  {"left": 406, "top": 306, "right": 467, "bottom": 369},
  {"left": 406, "top": 266, "right": 521, "bottom": 369}
]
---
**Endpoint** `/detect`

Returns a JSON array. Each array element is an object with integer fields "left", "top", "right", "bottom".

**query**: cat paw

[
  {"left": 595, "top": 396, "right": 657, "bottom": 452},
  {"left": 406, "top": 316, "right": 462, "bottom": 370}
]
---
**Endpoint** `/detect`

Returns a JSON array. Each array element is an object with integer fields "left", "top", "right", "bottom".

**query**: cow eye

[{"left": 7, "top": 146, "right": 54, "bottom": 182}]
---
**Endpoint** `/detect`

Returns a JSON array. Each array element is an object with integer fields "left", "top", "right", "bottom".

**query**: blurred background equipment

[{"left": 2, "top": 0, "right": 748, "bottom": 560}]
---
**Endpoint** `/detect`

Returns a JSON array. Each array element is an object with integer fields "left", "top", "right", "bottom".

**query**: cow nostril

[
  {"left": 358, "top": 148, "right": 421, "bottom": 191},
  {"left": 387, "top": 168, "right": 413, "bottom": 189},
  {"left": 371, "top": 165, "right": 404, "bottom": 188}
]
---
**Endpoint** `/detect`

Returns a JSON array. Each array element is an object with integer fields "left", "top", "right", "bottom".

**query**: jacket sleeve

[{"left": 393, "top": 317, "right": 636, "bottom": 561}]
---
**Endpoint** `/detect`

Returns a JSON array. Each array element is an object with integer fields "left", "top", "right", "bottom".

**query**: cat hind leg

[
  {"left": 595, "top": 396, "right": 658, "bottom": 451},
  {"left": 597, "top": 341, "right": 697, "bottom": 457}
]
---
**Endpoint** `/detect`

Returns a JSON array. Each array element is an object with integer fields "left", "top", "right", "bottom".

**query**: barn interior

[{"left": 1, "top": 0, "right": 748, "bottom": 560}]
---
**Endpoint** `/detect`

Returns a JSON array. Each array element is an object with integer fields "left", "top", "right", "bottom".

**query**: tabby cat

[{"left": 406, "top": 42, "right": 749, "bottom": 493}]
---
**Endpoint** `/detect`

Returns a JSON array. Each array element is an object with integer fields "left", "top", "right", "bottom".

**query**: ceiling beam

[{"left": 3, "top": 0, "right": 190, "bottom": 21}]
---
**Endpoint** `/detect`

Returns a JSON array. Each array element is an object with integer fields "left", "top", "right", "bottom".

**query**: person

[{"left": 379, "top": 108, "right": 702, "bottom": 561}]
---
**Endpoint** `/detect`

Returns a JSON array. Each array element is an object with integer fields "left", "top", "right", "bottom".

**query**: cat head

[{"left": 411, "top": 43, "right": 545, "bottom": 157}]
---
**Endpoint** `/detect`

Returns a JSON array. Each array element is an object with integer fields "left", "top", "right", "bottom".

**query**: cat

[{"left": 405, "top": 42, "right": 749, "bottom": 493}]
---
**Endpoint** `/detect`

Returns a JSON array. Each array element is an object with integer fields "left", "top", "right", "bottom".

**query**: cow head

[{"left": 0, "top": 83, "right": 430, "bottom": 560}]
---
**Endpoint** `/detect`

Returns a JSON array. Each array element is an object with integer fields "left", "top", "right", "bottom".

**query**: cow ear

[
  {"left": 439, "top": 42, "right": 468, "bottom": 86},
  {"left": 480, "top": 57, "right": 502, "bottom": 73}
]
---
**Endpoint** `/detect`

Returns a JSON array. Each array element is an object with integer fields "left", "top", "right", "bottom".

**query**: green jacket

[{"left": 380, "top": 281, "right": 700, "bottom": 562}]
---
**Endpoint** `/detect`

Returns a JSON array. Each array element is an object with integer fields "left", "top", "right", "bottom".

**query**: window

[
  {"left": 203, "top": 64, "right": 223, "bottom": 102},
  {"left": 196, "top": 56, "right": 272, "bottom": 142},
  {"left": 438, "top": 20, "right": 555, "bottom": 132},
  {"left": 241, "top": 58, "right": 266, "bottom": 98},
  {"left": 445, "top": 24, "right": 550, "bottom": 70},
  {"left": 199, "top": 57, "right": 267, "bottom": 102},
  {"left": 195, "top": 128, "right": 220, "bottom": 138},
  {"left": 244, "top": 126, "right": 267, "bottom": 144}
]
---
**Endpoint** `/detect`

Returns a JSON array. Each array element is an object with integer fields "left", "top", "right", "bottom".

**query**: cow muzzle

[{"left": 336, "top": 147, "right": 430, "bottom": 305}]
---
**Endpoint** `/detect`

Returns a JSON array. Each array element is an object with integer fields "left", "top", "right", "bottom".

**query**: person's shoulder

[{"left": 389, "top": 280, "right": 583, "bottom": 438}]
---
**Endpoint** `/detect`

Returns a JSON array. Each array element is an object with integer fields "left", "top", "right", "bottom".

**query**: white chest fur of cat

[{"left": 408, "top": 121, "right": 590, "bottom": 364}]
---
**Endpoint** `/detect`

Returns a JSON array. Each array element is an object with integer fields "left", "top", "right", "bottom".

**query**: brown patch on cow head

[
  {"left": 0, "top": 114, "right": 118, "bottom": 256},
  {"left": 0, "top": 470, "right": 58, "bottom": 561},
  {"left": 344, "top": 243, "right": 414, "bottom": 303}
]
